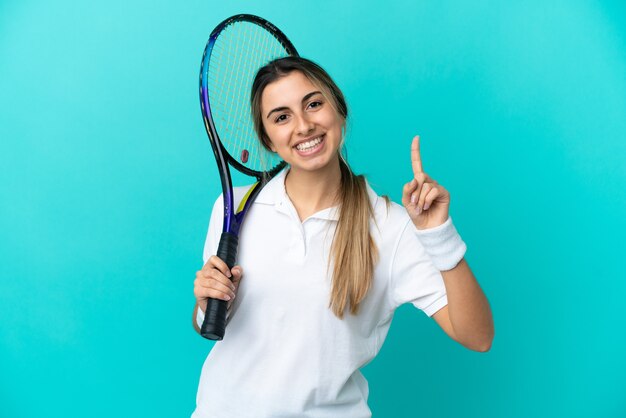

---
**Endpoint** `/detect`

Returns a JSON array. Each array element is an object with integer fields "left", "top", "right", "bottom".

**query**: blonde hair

[{"left": 251, "top": 57, "right": 377, "bottom": 318}]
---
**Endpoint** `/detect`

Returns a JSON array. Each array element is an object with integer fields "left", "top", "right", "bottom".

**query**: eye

[
  {"left": 307, "top": 100, "right": 323, "bottom": 110},
  {"left": 274, "top": 114, "right": 289, "bottom": 123}
]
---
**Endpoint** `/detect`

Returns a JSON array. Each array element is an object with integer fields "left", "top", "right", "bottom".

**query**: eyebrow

[{"left": 266, "top": 91, "right": 322, "bottom": 119}]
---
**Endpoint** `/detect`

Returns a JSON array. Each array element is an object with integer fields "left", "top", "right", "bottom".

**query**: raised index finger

[{"left": 411, "top": 135, "right": 423, "bottom": 175}]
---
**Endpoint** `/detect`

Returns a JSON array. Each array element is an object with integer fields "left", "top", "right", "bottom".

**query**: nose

[{"left": 295, "top": 114, "right": 315, "bottom": 136}]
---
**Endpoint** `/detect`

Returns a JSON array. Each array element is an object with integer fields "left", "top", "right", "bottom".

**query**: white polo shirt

[{"left": 192, "top": 168, "right": 448, "bottom": 418}]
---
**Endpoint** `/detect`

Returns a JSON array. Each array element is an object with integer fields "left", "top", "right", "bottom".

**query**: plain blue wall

[{"left": 1, "top": 1, "right": 625, "bottom": 417}]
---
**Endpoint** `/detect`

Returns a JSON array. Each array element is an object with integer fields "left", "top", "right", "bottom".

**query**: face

[{"left": 260, "top": 71, "right": 343, "bottom": 174}]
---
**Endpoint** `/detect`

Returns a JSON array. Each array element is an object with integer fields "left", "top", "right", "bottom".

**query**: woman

[{"left": 191, "top": 57, "right": 494, "bottom": 418}]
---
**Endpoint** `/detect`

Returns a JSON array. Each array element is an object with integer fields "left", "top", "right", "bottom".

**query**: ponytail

[{"left": 328, "top": 157, "right": 378, "bottom": 318}]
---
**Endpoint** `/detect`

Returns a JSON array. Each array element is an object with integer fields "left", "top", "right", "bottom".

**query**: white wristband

[{"left": 414, "top": 216, "right": 467, "bottom": 271}]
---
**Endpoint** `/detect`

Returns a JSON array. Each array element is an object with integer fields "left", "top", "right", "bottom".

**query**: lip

[
  {"left": 292, "top": 133, "right": 325, "bottom": 149},
  {"left": 293, "top": 134, "right": 326, "bottom": 156}
]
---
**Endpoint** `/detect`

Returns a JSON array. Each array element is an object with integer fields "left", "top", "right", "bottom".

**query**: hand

[
  {"left": 401, "top": 135, "right": 451, "bottom": 230},
  {"left": 194, "top": 255, "right": 243, "bottom": 313}
]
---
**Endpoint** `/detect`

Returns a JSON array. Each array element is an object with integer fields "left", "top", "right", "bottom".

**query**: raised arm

[{"left": 401, "top": 135, "right": 494, "bottom": 351}]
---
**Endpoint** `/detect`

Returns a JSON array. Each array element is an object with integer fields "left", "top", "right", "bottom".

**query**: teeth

[{"left": 295, "top": 136, "right": 323, "bottom": 151}]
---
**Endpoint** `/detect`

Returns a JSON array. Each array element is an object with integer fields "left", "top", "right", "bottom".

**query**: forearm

[{"left": 441, "top": 258, "right": 494, "bottom": 350}]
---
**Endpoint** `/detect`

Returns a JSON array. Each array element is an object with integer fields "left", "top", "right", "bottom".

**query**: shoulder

[
  {"left": 365, "top": 181, "right": 411, "bottom": 230},
  {"left": 210, "top": 183, "right": 257, "bottom": 208},
  {"left": 233, "top": 184, "right": 256, "bottom": 204}
]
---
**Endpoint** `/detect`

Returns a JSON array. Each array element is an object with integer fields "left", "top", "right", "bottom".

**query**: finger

[
  {"left": 194, "top": 276, "right": 233, "bottom": 301},
  {"left": 195, "top": 284, "right": 235, "bottom": 302},
  {"left": 205, "top": 255, "right": 231, "bottom": 278},
  {"left": 401, "top": 179, "right": 418, "bottom": 207},
  {"left": 231, "top": 265, "right": 243, "bottom": 276},
  {"left": 411, "top": 172, "right": 431, "bottom": 203},
  {"left": 231, "top": 266, "right": 244, "bottom": 286},
  {"left": 195, "top": 275, "right": 236, "bottom": 300},
  {"left": 420, "top": 184, "right": 440, "bottom": 211},
  {"left": 410, "top": 190, "right": 420, "bottom": 208},
  {"left": 200, "top": 268, "right": 236, "bottom": 291},
  {"left": 410, "top": 183, "right": 429, "bottom": 211},
  {"left": 416, "top": 183, "right": 434, "bottom": 211},
  {"left": 423, "top": 185, "right": 444, "bottom": 210},
  {"left": 411, "top": 135, "right": 423, "bottom": 175}
]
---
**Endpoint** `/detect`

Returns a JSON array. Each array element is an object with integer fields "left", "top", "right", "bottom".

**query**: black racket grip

[{"left": 200, "top": 232, "right": 239, "bottom": 340}]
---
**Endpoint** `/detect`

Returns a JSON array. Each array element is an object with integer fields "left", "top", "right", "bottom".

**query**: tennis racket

[{"left": 198, "top": 14, "right": 298, "bottom": 340}]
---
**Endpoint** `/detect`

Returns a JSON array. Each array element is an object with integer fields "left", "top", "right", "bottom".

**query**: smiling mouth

[{"left": 294, "top": 134, "right": 325, "bottom": 152}]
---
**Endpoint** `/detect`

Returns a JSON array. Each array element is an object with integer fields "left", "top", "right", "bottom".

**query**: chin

[{"left": 289, "top": 153, "right": 339, "bottom": 174}]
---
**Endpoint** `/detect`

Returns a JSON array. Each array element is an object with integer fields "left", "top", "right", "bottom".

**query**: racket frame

[
  {"left": 198, "top": 14, "right": 298, "bottom": 339},
  {"left": 200, "top": 13, "right": 296, "bottom": 235}
]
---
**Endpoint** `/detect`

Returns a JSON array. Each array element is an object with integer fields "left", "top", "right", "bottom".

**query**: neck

[{"left": 284, "top": 157, "right": 342, "bottom": 221}]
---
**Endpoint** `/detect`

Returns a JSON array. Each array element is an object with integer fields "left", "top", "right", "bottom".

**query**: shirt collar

[{"left": 254, "top": 167, "right": 379, "bottom": 222}]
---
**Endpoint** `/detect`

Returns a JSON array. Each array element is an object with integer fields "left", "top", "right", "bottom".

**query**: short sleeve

[
  {"left": 389, "top": 219, "right": 448, "bottom": 317},
  {"left": 202, "top": 194, "right": 224, "bottom": 265}
]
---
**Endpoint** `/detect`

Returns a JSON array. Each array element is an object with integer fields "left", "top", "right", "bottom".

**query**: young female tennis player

[{"left": 191, "top": 57, "right": 494, "bottom": 418}]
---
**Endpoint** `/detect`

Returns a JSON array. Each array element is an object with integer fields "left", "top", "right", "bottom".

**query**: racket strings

[{"left": 207, "top": 21, "right": 288, "bottom": 173}]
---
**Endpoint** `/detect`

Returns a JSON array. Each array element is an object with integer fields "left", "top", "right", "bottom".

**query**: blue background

[{"left": 1, "top": 1, "right": 625, "bottom": 417}]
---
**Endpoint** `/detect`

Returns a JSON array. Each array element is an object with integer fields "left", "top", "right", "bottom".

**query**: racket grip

[{"left": 200, "top": 232, "right": 239, "bottom": 340}]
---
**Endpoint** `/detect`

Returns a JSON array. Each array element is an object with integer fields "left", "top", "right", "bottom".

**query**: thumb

[{"left": 231, "top": 266, "right": 244, "bottom": 283}]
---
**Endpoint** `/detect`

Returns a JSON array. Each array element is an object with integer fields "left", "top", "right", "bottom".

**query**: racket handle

[{"left": 200, "top": 232, "right": 239, "bottom": 340}]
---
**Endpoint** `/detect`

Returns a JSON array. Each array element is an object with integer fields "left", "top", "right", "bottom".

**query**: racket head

[
  {"left": 197, "top": 15, "right": 297, "bottom": 341},
  {"left": 199, "top": 14, "right": 297, "bottom": 179}
]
